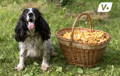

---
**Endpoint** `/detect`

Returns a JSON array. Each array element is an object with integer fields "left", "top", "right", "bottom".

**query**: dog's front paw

[
  {"left": 40, "top": 64, "right": 49, "bottom": 71},
  {"left": 15, "top": 64, "right": 25, "bottom": 71}
]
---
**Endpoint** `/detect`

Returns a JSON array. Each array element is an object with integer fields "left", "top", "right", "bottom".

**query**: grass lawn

[{"left": 0, "top": 0, "right": 120, "bottom": 76}]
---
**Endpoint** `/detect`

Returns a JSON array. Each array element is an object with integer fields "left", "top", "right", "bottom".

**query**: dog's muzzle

[{"left": 27, "top": 13, "right": 35, "bottom": 30}]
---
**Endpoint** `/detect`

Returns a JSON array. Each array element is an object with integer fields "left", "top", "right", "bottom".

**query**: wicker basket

[{"left": 56, "top": 13, "right": 110, "bottom": 67}]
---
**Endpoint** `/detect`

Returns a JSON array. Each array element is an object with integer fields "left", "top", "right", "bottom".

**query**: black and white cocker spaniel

[{"left": 14, "top": 8, "right": 55, "bottom": 71}]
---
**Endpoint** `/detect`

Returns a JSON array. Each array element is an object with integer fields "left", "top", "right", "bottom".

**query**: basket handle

[{"left": 71, "top": 13, "right": 93, "bottom": 42}]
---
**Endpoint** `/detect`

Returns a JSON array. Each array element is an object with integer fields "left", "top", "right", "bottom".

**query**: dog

[{"left": 14, "top": 8, "right": 55, "bottom": 71}]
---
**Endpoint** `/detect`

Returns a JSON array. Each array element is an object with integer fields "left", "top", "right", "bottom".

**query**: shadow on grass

[{"left": 98, "top": 46, "right": 120, "bottom": 67}]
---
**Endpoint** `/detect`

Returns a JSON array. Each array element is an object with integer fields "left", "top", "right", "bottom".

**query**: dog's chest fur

[{"left": 19, "top": 33, "right": 43, "bottom": 58}]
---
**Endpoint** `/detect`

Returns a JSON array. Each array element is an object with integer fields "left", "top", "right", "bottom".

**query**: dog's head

[
  {"left": 21, "top": 8, "right": 41, "bottom": 31},
  {"left": 15, "top": 8, "right": 50, "bottom": 42}
]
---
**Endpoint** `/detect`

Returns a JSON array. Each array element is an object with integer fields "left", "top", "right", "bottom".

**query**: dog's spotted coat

[{"left": 14, "top": 8, "right": 55, "bottom": 71}]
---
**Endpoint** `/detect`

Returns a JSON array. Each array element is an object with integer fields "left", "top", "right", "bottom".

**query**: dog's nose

[{"left": 28, "top": 13, "right": 33, "bottom": 17}]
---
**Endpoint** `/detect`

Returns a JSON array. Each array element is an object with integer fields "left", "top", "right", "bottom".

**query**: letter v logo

[{"left": 97, "top": 2, "right": 112, "bottom": 12}]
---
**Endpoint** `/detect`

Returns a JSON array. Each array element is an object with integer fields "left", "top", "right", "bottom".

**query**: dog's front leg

[
  {"left": 15, "top": 42, "right": 26, "bottom": 71},
  {"left": 41, "top": 40, "right": 51, "bottom": 71}
]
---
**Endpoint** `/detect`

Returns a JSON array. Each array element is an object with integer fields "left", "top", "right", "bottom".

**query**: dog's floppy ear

[
  {"left": 15, "top": 16, "right": 27, "bottom": 42},
  {"left": 34, "top": 8, "right": 51, "bottom": 41}
]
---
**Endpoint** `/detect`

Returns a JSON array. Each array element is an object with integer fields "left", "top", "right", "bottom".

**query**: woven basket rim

[{"left": 56, "top": 27, "right": 111, "bottom": 46}]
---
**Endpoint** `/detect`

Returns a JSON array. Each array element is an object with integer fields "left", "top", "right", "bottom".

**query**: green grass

[{"left": 0, "top": 0, "right": 120, "bottom": 76}]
